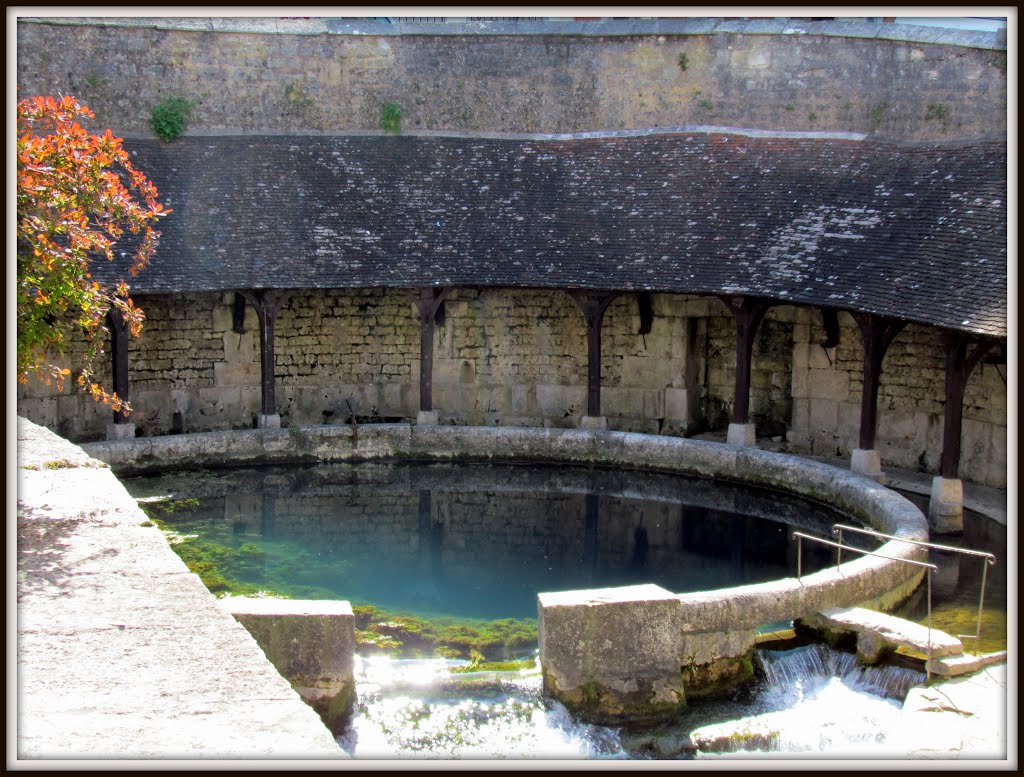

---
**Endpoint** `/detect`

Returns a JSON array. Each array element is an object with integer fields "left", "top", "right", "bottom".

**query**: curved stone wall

[
  {"left": 83, "top": 423, "right": 929, "bottom": 614},
  {"left": 18, "top": 289, "right": 1008, "bottom": 487},
  {"left": 83, "top": 423, "right": 929, "bottom": 719}
]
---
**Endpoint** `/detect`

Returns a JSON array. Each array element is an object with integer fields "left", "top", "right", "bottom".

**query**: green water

[{"left": 892, "top": 493, "right": 1007, "bottom": 654}]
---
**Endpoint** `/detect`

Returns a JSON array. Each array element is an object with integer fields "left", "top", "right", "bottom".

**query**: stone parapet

[
  {"left": 538, "top": 584, "right": 686, "bottom": 725},
  {"left": 219, "top": 598, "right": 357, "bottom": 734}
]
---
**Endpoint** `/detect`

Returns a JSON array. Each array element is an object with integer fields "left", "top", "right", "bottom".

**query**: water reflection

[{"left": 127, "top": 461, "right": 845, "bottom": 621}]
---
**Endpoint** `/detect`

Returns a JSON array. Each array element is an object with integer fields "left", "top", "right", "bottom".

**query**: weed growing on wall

[
  {"left": 381, "top": 101, "right": 402, "bottom": 134},
  {"left": 150, "top": 97, "right": 195, "bottom": 142},
  {"left": 284, "top": 82, "right": 314, "bottom": 110},
  {"left": 870, "top": 101, "right": 890, "bottom": 128}
]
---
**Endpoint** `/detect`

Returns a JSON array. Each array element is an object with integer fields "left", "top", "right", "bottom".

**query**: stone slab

[
  {"left": 16, "top": 419, "right": 345, "bottom": 759},
  {"left": 927, "top": 650, "right": 1008, "bottom": 677},
  {"left": 219, "top": 597, "right": 357, "bottom": 734},
  {"left": 538, "top": 584, "right": 685, "bottom": 724},
  {"left": 805, "top": 606, "right": 963, "bottom": 659},
  {"left": 897, "top": 663, "right": 1008, "bottom": 759}
]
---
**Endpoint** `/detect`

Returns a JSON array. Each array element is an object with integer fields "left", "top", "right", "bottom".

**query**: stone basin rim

[{"left": 82, "top": 423, "right": 930, "bottom": 626}]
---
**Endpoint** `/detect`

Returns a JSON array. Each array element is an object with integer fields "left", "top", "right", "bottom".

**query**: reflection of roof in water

[
  {"left": 101, "top": 130, "right": 1007, "bottom": 337},
  {"left": 128, "top": 460, "right": 849, "bottom": 535}
]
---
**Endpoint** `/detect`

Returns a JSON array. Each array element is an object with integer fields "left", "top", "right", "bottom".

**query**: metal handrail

[
  {"left": 791, "top": 530, "right": 939, "bottom": 681},
  {"left": 832, "top": 524, "right": 996, "bottom": 655}
]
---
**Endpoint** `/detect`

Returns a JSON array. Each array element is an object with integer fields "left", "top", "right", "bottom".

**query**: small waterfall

[
  {"left": 683, "top": 644, "right": 927, "bottom": 757},
  {"left": 758, "top": 643, "right": 925, "bottom": 702},
  {"left": 339, "top": 655, "right": 629, "bottom": 759}
]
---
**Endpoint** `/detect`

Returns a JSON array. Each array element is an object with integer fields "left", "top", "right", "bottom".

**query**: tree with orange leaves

[{"left": 17, "top": 95, "right": 171, "bottom": 414}]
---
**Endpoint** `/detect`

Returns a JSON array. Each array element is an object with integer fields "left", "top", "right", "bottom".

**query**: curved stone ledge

[
  {"left": 83, "top": 422, "right": 928, "bottom": 725},
  {"left": 84, "top": 422, "right": 929, "bottom": 615}
]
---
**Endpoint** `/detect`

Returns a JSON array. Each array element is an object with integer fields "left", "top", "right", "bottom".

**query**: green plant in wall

[
  {"left": 284, "top": 82, "right": 314, "bottom": 110},
  {"left": 870, "top": 101, "right": 890, "bottom": 128},
  {"left": 150, "top": 96, "right": 195, "bottom": 142},
  {"left": 677, "top": 52, "right": 689, "bottom": 72},
  {"left": 380, "top": 101, "right": 402, "bottom": 135},
  {"left": 925, "top": 102, "right": 949, "bottom": 122},
  {"left": 697, "top": 98, "right": 714, "bottom": 111}
]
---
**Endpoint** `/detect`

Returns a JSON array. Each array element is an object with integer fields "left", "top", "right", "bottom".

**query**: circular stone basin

[
  {"left": 123, "top": 460, "right": 859, "bottom": 621},
  {"left": 85, "top": 424, "right": 930, "bottom": 628}
]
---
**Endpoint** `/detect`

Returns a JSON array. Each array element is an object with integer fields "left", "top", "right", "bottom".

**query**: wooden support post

[
  {"left": 850, "top": 313, "right": 906, "bottom": 450},
  {"left": 721, "top": 296, "right": 773, "bottom": 425},
  {"left": 569, "top": 290, "right": 619, "bottom": 418},
  {"left": 819, "top": 306, "right": 841, "bottom": 349},
  {"left": 938, "top": 332, "right": 1000, "bottom": 479},
  {"left": 232, "top": 292, "right": 247, "bottom": 334},
  {"left": 108, "top": 306, "right": 131, "bottom": 424},
  {"left": 414, "top": 287, "right": 451, "bottom": 415},
  {"left": 241, "top": 289, "right": 291, "bottom": 424}
]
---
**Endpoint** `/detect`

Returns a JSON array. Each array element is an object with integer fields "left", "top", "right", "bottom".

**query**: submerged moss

[
  {"left": 352, "top": 604, "right": 537, "bottom": 660},
  {"left": 142, "top": 503, "right": 540, "bottom": 660}
]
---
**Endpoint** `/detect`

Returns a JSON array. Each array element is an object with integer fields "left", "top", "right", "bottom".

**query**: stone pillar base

[
  {"left": 579, "top": 415, "right": 608, "bottom": 431},
  {"left": 106, "top": 422, "right": 136, "bottom": 440},
  {"left": 416, "top": 410, "right": 439, "bottom": 426},
  {"left": 726, "top": 422, "right": 756, "bottom": 447},
  {"left": 258, "top": 413, "right": 281, "bottom": 429},
  {"left": 850, "top": 448, "right": 886, "bottom": 484},
  {"left": 929, "top": 476, "right": 964, "bottom": 534}
]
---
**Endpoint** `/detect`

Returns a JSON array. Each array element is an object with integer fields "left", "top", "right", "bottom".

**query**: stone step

[
  {"left": 801, "top": 606, "right": 963, "bottom": 662},
  {"left": 927, "top": 650, "right": 1008, "bottom": 677}
]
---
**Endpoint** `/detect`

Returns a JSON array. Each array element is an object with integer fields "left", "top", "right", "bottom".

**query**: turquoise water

[{"left": 125, "top": 460, "right": 848, "bottom": 621}]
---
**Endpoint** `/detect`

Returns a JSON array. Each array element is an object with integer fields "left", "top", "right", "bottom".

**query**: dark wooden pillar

[
  {"left": 721, "top": 296, "right": 773, "bottom": 424},
  {"left": 569, "top": 290, "right": 619, "bottom": 417},
  {"left": 414, "top": 287, "right": 451, "bottom": 413},
  {"left": 108, "top": 306, "right": 131, "bottom": 422},
  {"left": 232, "top": 292, "right": 247, "bottom": 334},
  {"left": 938, "top": 332, "right": 1000, "bottom": 479},
  {"left": 241, "top": 289, "right": 291, "bottom": 419},
  {"left": 850, "top": 313, "right": 906, "bottom": 450}
]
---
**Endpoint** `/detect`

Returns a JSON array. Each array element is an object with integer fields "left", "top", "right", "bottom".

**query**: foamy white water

[{"left": 337, "top": 645, "right": 925, "bottom": 760}]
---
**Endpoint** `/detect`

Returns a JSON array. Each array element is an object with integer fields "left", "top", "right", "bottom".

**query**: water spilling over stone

[{"left": 335, "top": 644, "right": 926, "bottom": 759}]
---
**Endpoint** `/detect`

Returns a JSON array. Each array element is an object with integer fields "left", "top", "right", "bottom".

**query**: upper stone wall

[{"left": 16, "top": 18, "right": 1007, "bottom": 141}]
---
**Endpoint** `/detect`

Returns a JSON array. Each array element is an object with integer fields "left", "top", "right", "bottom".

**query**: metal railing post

[
  {"left": 829, "top": 524, "right": 997, "bottom": 657},
  {"left": 791, "top": 530, "right": 939, "bottom": 679}
]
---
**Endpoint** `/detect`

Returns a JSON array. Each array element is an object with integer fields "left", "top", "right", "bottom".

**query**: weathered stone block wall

[
  {"left": 16, "top": 21, "right": 1006, "bottom": 142},
  {"left": 273, "top": 288, "right": 421, "bottom": 425},
  {"left": 702, "top": 302, "right": 795, "bottom": 438},
  {"left": 786, "top": 310, "right": 1007, "bottom": 487},
  {"left": 17, "top": 287, "right": 1007, "bottom": 487}
]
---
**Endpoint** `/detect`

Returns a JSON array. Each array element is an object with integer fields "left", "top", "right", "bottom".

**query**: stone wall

[
  {"left": 16, "top": 287, "right": 1007, "bottom": 487},
  {"left": 787, "top": 309, "right": 1007, "bottom": 486},
  {"left": 16, "top": 20, "right": 1007, "bottom": 141}
]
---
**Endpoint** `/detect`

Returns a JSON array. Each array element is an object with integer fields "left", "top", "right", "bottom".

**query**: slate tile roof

[{"left": 104, "top": 131, "right": 1007, "bottom": 337}]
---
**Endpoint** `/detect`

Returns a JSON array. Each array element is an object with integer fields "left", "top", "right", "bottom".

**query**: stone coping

[
  {"left": 17, "top": 16, "right": 1007, "bottom": 50},
  {"left": 83, "top": 423, "right": 930, "bottom": 629},
  {"left": 15, "top": 417, "right": 346, "bottom": 759}
]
